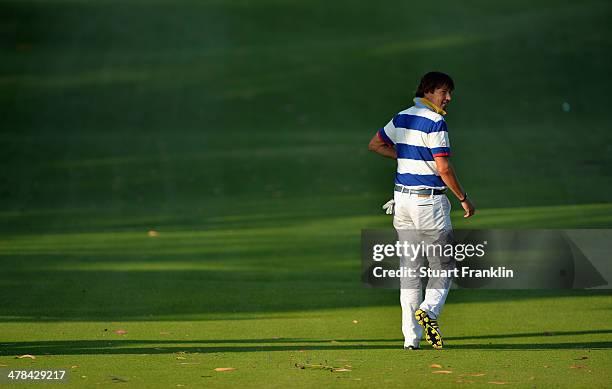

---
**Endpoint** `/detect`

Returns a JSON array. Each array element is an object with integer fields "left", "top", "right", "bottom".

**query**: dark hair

[{"left": 415, "top": 71, "right": 455, "bottom": 97}]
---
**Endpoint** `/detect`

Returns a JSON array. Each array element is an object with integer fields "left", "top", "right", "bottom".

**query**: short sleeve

[
  {"left": 377, "top": 117, "right": 397, "bottom": 146},
  {"left": 428, "top": 120, "right": 451, "bottom": 157}
]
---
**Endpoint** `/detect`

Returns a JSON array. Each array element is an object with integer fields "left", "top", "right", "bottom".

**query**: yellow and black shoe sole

[{"left": 415, "top": 309, "right": 443, "bottom": 350}]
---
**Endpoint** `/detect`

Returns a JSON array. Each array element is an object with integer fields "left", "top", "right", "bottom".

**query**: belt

[{"left": 394, "top": 185, "right": 446, "bottom": 195}]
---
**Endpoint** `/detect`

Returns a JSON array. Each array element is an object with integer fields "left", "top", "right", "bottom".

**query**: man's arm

[
  {"left": 368, "top": 132, "right": 397, "bottom": 159},
  {"left": 434, "top": 156, "right": 475, "bottom": 218}
]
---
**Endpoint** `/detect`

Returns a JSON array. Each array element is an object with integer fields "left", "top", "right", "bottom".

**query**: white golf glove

[{"left": 382, "top": 199, "right": 395, "bottom": 215}]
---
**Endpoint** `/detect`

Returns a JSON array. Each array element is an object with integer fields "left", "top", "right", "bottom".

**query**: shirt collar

[{"left": 413, "top": 97, "right": 447, "bottom": 116}]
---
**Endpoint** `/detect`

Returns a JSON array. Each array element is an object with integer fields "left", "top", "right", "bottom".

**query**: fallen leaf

[
  {"left": 333, "top": 368, "right": 352, "bottom": 372},
  {"left": 110, "top": 376, "right": 128, "bottom": 383},
  {"left": 214, "top": 368, "right": 236, "bottom": 372},
  {"left": 148, "top": 230, "right": 159, "bottom": 237},
  {"left": 114, "top": 329, "right": 127, "bottom": 335},
  {"left": 179, "top": 362, "right": 200, "bottom": 365},
  {"left": 71, "top": 365, "right": 79, "bottom": 369},
  {"left": 352, "top": 320, "right": 359, "bottom": 324},
  {"left": 488, "top": 381, "right": 508, "bottom": 385},
  {"left": 569, "top": 364, "right": 585, "bottom": 369},
  {"left": 543, "top": 365, "right": 551, "bottom": 368},
  {"left": 430, "top": 364, "right": 443, "bottom": 369},
  {"left": 432, "top": 370, "right": 453, "bottom": 374},
  {"left": 295, "top": 363, "right": 338, "bottom": 371},
  {"left": 16, "top": 355, "right": 36, "bottom": 360},
  {"left": 463, "top": 373, "right": 486, "bottom": 377}
]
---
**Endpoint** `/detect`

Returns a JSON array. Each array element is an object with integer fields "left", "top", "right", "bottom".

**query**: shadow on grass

[
  {"left": 0, "top": 267, "right": 610, "bottom": 322},
  {"left": 1, "top": 330, "right": 611, "bottom": 356},
  {"left": 1, "top": 204, "right": 611, "bottom": 322}
]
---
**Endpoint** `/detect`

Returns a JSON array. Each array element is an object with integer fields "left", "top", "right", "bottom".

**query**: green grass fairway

[
  {"left": 1, "top": 206, "right": 611, "bottom": 388},
  {"left": 1, "top": 0, "right": 612, "bottom": 387}
]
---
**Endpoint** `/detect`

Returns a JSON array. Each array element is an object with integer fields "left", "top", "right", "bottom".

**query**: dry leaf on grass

[
  {"left": 463, "top": 373, "right": 486, "bottom": 377},
  {"left": 114, "top": 329, "right": 127, "bottom": 335},
  {"left": 430, "top": 364, "right": 443, "bottom": 369},
  {"left": 488, "top": 381, "right": 508, "bottom": 385},
  {"left": 352, "top": 320, "right": 359, "bottom": 324},
  {"left": 432, "top": 370, "right": 452, "bottom": 374},
  {"left": 16, "top": 355, "right": 36, "bottom": 360},
  {"left": 148, "top": 230, "right": 159, "bottom": 237},
  {"left": 214, "top": 368, "right": 236, "bottom": 372},
  {"left": 295, "top": 363, "right": 348, "bottom": 372},
  {"left": 569, "top": 364, "right": 585, "bottom": 369}
]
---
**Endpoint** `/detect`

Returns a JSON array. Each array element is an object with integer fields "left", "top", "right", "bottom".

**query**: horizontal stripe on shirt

[
  {"left": 395, "top": 172, "right": 446, "bottom": 188},
  {"left": 393, "top": 114, "right": 448, "bottom": 134},
  {"left": 397, "top": 158, "right": 439, "bottom": 175},
  {"left": 403, "top": 106, "right": 445, "bottom": 123},
  {"left": 395, "top": 128, "right": 428, "bottom": 148},
  {"left": 396, "top": 144, "right": 434, "bottom": 161}
]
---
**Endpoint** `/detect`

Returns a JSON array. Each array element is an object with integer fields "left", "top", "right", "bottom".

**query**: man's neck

[{"left": 414, "top": 97, "right": 446, "bottom": 116}]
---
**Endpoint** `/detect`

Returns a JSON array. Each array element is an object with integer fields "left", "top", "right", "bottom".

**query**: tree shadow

[
  {"left": 0, "top": 266, "right": 610, "bottom": 322},
  {"left": 2, "top": 330, "right": 611, "bottom": 356}
]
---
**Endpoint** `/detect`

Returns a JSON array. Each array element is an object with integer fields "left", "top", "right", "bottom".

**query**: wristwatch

[{"left": 459, "top": 193, "right": 468, "bottom": 203}]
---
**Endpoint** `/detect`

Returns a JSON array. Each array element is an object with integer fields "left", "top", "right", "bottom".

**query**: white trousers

[{"left": 393, "top": 189, "right": 454, "bottom": 348}]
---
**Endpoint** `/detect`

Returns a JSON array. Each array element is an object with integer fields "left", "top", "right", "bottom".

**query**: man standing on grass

[{"left": 368, "top": 71, "right": 476, "bottom": 350}]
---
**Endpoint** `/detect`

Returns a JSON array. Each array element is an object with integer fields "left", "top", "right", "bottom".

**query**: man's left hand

[{"left": 382, "top": 199, "right": 395, "bottom": 215}]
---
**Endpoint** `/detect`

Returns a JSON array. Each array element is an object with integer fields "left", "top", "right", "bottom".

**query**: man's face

[{"left": 424, "top": 85, "right": 452, "bottom": 110}]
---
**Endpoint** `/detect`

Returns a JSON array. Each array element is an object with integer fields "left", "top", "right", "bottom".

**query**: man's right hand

[{"left": 461, "top": 198, "right": 476, "bottom": 218}]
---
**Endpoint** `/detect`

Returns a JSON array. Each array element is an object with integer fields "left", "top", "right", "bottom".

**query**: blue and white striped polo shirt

[{"left": 377, "top": 98, "right": 451, "bottom": 189}]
